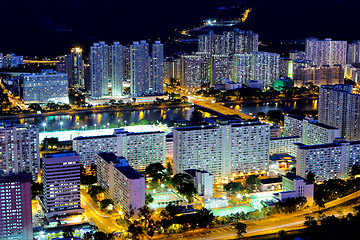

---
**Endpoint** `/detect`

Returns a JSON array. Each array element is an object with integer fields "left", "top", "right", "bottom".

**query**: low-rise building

[
  {"left": 184, "top": 169, "right": 214, "bottom": 199},
  {"left": 260, "top": 177, "right": 282, "bottom": 192},
  {"left": 96, "top": 152, "right": 145, "bottom": 216},
  {"left": 276, "top": 174, "right": 314, "bottom": 206}
]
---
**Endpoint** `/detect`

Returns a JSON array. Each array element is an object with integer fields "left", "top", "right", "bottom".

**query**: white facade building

[
  {"left": 284, "top": 114, "right": 340, "bottom": 145},
  {"left": 0, "top": 121, "right": 40, "bottom": 180},
  {"left": 270, "top": 136, "right": 301, "bottom": 156},
  {"left": 173, "top": 119, "right": 270, "bottom": 179},
  {"left": 73, "top": 129, "right": 166, "bottom": 170},
  {"left": 305, "top": 38, "right": 347, "bottom": 66},
  {"left": 151, "top": 41, "right": 164, "bottom": 94},
  {"left": 130, "top": 41, "right": 151, "bottom": 96},
  {"left": 90, "top": 41, "right": 110, "bottom": 98},
  {"left": 20, "top": 70, "right": 69, "bottom": 104},
  {"left": 233, "top": 52, "right": 280, "bottom": 88},
  {"left": 96, "top": 152, "right": 145, "bottom": 216},
  {"left": 184, "top": 169, "right": 214, "bottom": 199},
  {"left": 295, "top": 139, "right": 360, "bottom": 182},
  {"left": 276, "top": 174, "right": 314, "bottom": 206}
]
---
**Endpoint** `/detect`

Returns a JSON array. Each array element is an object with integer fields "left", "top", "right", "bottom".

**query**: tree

[
  {"left": 145, "top": 162, "right": 166, "bottom": 182},
  {"left": 189, "top": 108, "right": 204, "bottom": 126},
  {"left": 223, "top": 181, "right": 245, "bottom": 195},
  {"left": 267, "top": 110, "right": 284, "bottom": 123},
  {"left": 245, "top": 175, "right": 261, "bottom": 190},
  {"left": 350, "top": 163, "right": 360, "bottom": 178},
  {"left": 139, "top": 205, "right": 153, "bottom": 221},
  {"left": 28, "top": 103, "right": 42, "bottom": 111},
  {"left": 171, "top": 173, "right": 197, "bottom": 201},
  {"left": 145, "top": 193, "right": 154, "bottom": 205},
  {"left": 88, "top": 185, "right": 105, "bottom": 200},
  {"left": 255, "top": 111, "right": 266, "bottom": 120},
  {"left": 181, "top": 96, "right": 188, "bottom": 103},
  {"left": 127, "top": 222, "right": 143, "bottom": 240},
  {"left": 99, "top": 199, "right": 114, "bottom": 211},
  {"left": 232, "top": 221, "right": 247, "bottom": 238},
  {"left": 304, "top": 216, "right": 318, "bottom": 230},
  {"left": 307, "top": 171, "right": 316, "bottom": 183},
  {"left": 197, "top": 207, "right": 214, "bottom": 228}
]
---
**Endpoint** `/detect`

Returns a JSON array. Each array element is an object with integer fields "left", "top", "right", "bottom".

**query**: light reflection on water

[{"left": 6, "top": 99, "right": 316, "bottom": 131}]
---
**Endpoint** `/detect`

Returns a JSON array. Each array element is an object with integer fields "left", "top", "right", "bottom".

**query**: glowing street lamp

[
  {"left": 60, "top": 121, "right": 63, "bottom": 131},
  {"left": 42, "top": 123, "right": 46, "bottom": 132},
  {"left": 94, "top": 124, "right": 97, "bottom": 130}
]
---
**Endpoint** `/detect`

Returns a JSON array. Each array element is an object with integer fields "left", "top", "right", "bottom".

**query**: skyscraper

[
  {"left": 151, "top": 41, "right": 164, "bottom": 94},
  {"left": 305, "top": 38, "right": 347, "bottom": 66},
  {"left": 90, "top": 42, "right": 110, "bottom": 99},
  {"left": 42, "top": 152, "right": 83, "bottom": 220},
  {"left": 68, "top": 48, "right": 84, "bottom": 88},
  {"left": 180, "top": 54, "right": 203, "bottom": 89},
  {"left": 0, "top": 172, "right": 32, "bottom": 240},
  {"left": 318, "top": 84, "right": 353, "bottom": 138},
  {"left": 130, "top": 41, "right": 150, "bottom": 96},
  {"left": 233, "top": 52, "right": 280, "bottom": 88},
  {"left": 347, "top": 41, "right": 360, "bottom": 65},
  {"left": 0, "top": 121, "right": 40, "bottom": 180},
  {"left": 199, "top": 29, "right": 258, "bottom": 55},
  {"left": 110, "top": 42, "right": 124, "bottom": 97}
]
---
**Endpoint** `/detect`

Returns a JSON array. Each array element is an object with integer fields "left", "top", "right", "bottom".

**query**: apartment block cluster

[
  {"left": 166, "top": 29, "right": 281, "bottom": 90},
  {"left": 88, "top": 40, "right": 164, "bottom": 99},
  {"left": 165, "top": 35, "right": 360, "bottom": 91}
]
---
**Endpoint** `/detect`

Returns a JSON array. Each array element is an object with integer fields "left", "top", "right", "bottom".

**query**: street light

[
  {"left": 94, "top": 124, "right": 97, "bottom": 130},
  {"left": 77, "top": 122, "right": 79, "bottom": 131},
  {"left": 42, "top": 123, "right": 46, "bottom": 132},
  {"left": 60, "top": 122, "right": 63, "bottom": 131}
]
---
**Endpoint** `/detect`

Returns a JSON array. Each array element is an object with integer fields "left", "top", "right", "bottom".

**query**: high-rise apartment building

[
  {"left": 67, "top": 48, "right": 84, "bottom": 88},
  {"left": 73, "top": 129, "right": 166, "bottom": 170},
  {"left": 173, "top": 118, "right": 269, "bottom": 178},
  {"left": 295, "top": 139, "right": 360, "bottom": 182},
  {"left": 289, "top": 50, "right": 306, "bottom": 61},
  {"left": 347, "top": 41, "right": 360, "bottom": 65},
  {"left": 305, "top": 38, "right": 347, "bottom": 66},
  {"left": 346, "top": 93, "right": 360, "bottom": 141},
  {"left": 90, "top": 41, "right": 110, "bottom": 98},
  {"left": 199, "top": 29, "right": 258, "bottom": 55},
  {"left": 180, "top": 54, "right": 203, "bottom": 89},
  {"left": 151, "top": 41, "right": 164, "bottom": 94},
  {"left": 0, "top": 172, "right": 32, "bottom": 240},
  {"left": 269, "top": 136, "right": 301, "bottom": 156},
  {"left": 233, "top": 52, "right": 280, "bottom": 88},
  {"left": 20, "top": 69, "right": 69, "bottom": 104},
  {"left": 211, "top": 55, "right": 231, "bottom": 84},
  {"left": 284, "top": 114, "right": 340, "bottom": 145},
  {"left": 164, "top": 58, "right": 179, "bottom": 83},
  {"left": 0, "top": 121, "right": 40, "bottom": 180},
  {"left": 130, "top": 41, "right": 150, "bottom": 96},
  {"left": 293, "top": 65, "right": 344, "bottom": 87},
  {"left": 0, "top": 53, "right": 3, "bottom": 68},
  {"left": 318, "top": 84, "right": 354, "bottom": 138},
  {"left": 96, "top": 152, "right": 145, "bottom": 216},
  {"left": 110, "top": 42, "right": 124, "bottom": 97},
  {"left": 42, "top": 152, "right": 83, "bottom": 220}
]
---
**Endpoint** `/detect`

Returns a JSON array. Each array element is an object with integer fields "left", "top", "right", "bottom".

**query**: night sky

[{"left": 1, "top": 0, "right": 359, "bottom": 57}]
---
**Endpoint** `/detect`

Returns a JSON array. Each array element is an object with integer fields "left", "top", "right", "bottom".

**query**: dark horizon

[{"left": 1, "top": 0, "right": 360, "bottom": 58}]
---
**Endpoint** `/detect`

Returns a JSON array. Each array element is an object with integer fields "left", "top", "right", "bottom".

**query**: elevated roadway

[{"left": 193, "top": 100, "right": 254, "bottom": 120}]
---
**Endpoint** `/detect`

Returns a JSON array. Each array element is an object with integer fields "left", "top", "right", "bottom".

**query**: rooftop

[
  {"left": 261, "top": 177, "right": 282, "bottom": 185},
  {"left": 184, "top": 169, "right": 213, "bottom": 177},
  {"left": 97, "top": 152, "right": 144, "bottom": 180},
  {"left": 270, "top": 136, "right": 301, "bottom": 141},
  {"left": 43, "top": 151, "right": 79, "bottom": 158}
]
